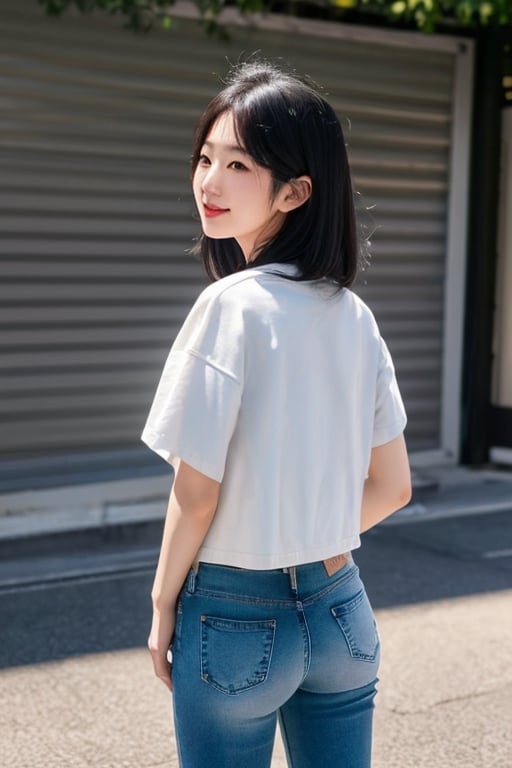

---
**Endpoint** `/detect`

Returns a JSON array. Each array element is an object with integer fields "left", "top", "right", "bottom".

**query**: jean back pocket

[
  {"left": 200, "top": 615, "right": 276, "bottom": 695},
  {"left": 331, "top": 589, "right": 380, "bottom": 662}
]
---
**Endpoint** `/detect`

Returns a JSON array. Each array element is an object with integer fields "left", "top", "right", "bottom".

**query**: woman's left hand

[{"left": 148, "top": 605, "right": 176, "bottom": 692}]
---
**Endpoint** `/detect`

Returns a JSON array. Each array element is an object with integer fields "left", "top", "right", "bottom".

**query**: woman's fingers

[
  {"left": 148, "top": 607, "right": 176, "bottom": 692},
  {"left": 148, "top": 638, "right": 173, "bottom": 691}
]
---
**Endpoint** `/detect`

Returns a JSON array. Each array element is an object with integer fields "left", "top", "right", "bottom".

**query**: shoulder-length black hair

[{"left": 191, "top": 60, "right": 363, "bottom": 289}]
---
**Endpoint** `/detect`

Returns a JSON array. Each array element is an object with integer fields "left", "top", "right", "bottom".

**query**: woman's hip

[{"left": 172, "top": 554, "right": 380, "bottom": 699}]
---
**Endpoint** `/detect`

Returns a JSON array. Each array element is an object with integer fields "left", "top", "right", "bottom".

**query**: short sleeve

[
  {"left": 372, "top": 337, "right": 407, "bottom": 447},
  {"left": 141, "top": 287, "right": 244, "bottom": 482}
]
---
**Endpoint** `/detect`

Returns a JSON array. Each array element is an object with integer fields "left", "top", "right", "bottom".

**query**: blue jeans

[{"left": 172, "top": 557, "right": 380, "bottom": 767}]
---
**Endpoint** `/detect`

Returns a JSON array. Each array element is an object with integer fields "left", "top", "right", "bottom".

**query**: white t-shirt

[{"left": 141, "top": 263, "right": 406, "bottom": 569}]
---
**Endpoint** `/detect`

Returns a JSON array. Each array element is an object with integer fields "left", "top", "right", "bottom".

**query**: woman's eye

[
  {"left": 198, "top": 154, "right": 210, "bottom": 165},
  {"left": 229, "top": 161, "right": 248, "bottom": 171}
]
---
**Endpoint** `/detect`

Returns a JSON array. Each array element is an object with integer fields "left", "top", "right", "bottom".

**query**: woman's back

[{"left": 143, "top": 262, "right": 406, "bottom": 568}]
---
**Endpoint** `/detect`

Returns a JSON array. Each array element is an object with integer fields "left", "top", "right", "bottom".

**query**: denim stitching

[
  {"left": 331, "top": 590, "right": 380, "bottom": 662},
  {"left": 298, "top": 604, "right": 312, "bottom": 681},
  {"left": 200, "top": 616, "right": 276, "bottom": 695},
  {"left": 193, "top": 588, "right": 297, "bottom": 608},
  {"left": 300, "top": 563, "right": 359, "bottom": 607}
]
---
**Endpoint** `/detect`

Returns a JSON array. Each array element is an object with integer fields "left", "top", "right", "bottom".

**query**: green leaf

[{"left": 37, "top": 0, "right": 512, "bottom": 33}]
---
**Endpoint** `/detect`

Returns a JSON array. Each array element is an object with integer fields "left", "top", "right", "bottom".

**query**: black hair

[{"left": 191, "top": 60, "right": 363, "bottom": 289}]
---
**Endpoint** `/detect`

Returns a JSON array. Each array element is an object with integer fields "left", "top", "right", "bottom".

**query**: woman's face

[{"left": 192, "top": 111, "right": 287, "bottom": 262}]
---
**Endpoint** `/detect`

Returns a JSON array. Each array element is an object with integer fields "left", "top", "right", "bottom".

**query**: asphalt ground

[{"left": 1, "top": 480, "right": 511, "bottom": 767}]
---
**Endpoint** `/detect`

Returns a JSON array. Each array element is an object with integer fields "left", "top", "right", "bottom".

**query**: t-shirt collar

[{"left": 250, "top": 262, "right": 300, "bottom": 277}]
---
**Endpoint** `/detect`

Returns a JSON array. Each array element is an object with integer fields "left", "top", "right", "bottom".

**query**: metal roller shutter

[{"left": 0, "top": 0, "right": 471, "bottom": 488}]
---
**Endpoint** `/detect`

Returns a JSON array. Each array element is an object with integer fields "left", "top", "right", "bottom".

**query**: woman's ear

[{"left": 278, "top": 176, "right": 312, "bottom": 212}]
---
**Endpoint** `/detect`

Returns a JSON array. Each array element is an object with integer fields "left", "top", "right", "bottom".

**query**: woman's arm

[
  {"left": 148, "top": 460, "right": 220, "bottom": 691},
  {"left": 360, "top": 433, "right": 412, "bottom": 534}
]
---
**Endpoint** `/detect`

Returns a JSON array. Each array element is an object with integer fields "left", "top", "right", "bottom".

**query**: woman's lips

[{"left": 204, "top": 204, "right": 229, "bottom": 218}]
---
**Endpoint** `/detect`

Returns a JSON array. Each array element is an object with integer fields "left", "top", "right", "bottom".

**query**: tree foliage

[{"left": 38, "top": 0, "right": 512, "bottom": 34}]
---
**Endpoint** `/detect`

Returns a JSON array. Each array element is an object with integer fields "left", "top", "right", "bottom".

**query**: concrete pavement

[{"left": 1, "top": 586, "right": 511, "bottom": 767}]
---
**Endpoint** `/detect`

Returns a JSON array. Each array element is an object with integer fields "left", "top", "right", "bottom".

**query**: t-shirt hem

[
  {"left": 196, "top": 536, "right": 362, "bottom": 570},
  {"left": 140, "top": 432, "right": 224, "bottom": 482},
  {"left": 372, "top": 415, "right": 407, "bottom": 448}
]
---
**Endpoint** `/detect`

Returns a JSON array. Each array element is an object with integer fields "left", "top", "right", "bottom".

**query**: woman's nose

[{"left": 201, "top": 164, "right": 221, "bottom": 196}]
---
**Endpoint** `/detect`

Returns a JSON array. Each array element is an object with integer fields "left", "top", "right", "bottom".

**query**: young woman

[{"left": 142, "top": 60, "right": 411, "bottom": 768}]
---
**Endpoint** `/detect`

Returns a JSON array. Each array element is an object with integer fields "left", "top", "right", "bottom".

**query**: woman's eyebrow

[{"left": 203, "top": 140, "right": 249, "bottom": 154}]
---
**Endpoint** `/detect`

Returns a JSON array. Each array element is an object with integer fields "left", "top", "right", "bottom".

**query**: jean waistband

[
  {"left": 267, "top": 553, "right": 352, "bottom": 587},
  {"left": 188, "top": 553, "right": 355, "bottom": 599}
]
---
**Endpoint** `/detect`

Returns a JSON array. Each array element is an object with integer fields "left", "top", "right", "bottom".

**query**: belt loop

[
  {"left": 289, "top": 565, "right": 297, "bottom": 592},
  {"left": 187, "top": 566, "right": 197, "bottom": 594}
]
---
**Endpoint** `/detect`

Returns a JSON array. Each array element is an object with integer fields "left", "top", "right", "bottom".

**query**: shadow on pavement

[
  {"left": 0, "top": 508, "right": 511, "bottom": 670},
  {"left": 359, "top": 508, "right": 512, "bottom": 609},
  {"left": 0, "top": 568, "right": 154, "bottom": 670}
]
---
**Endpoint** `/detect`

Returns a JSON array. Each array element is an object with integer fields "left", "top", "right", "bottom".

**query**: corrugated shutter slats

[{"left": 1, "top": 0, "right": 465, "bottom": 473}]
